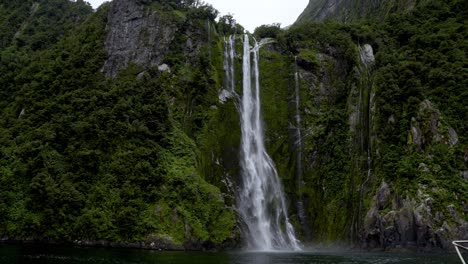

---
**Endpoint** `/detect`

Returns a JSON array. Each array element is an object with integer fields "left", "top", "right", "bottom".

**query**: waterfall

[
  {"left": 293, "top": 57, "right": 309, "bottom": 239},
  {"left": 293, "top": 59, "right": 302, "bottom": 169},
  {"left": 220, "top": 36, "right": 236, "bottom": 103},
  {"left": 223, "top": 35, "right": 236, "bottom": 93},
  {"left": 228, "top": 35, "right": 235, "bottom": 93},
  {"left": 237, "top": 34, "right": 301, "bottom": 251},
  {"left": 356, "top": 44, "right": 375, "bottom": 238},
  {"left": 358, "top": 43, "right": 374, "bottom": 179}
]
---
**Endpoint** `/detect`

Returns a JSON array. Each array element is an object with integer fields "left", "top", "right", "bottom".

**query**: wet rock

[
  {"left": 448, "top": 128, "right": 458, "bottom": 147},
  {"left": 409, "top": 118, "right": 422, "bottom": 149},
  {"left": 460, "top": 171, "right": 468, "bottom": 180},
  {"left": 409, "top": 100, "right": 460, "bottom": 150},
  {"left": 18, "top": 108, "right": 25, "bottom": 118},
  {"left": 363, "top": 206, "right": 382, "bottom": 248},
  {"left": 359, "top": 44, "right": 375, "bottom": 65},
  {"left": 218, "top": 89, "right": 232, "bottom": 103},
  {"left": 136, "top": 71, "right": 146, "bottom": 80},
  {"left": 447, "top": 204, "right": 463, "bottom": 224},
  {"left": 158, "top": 64, "right": 171, "bottom": 73},
  {"left": 376, "top": 181, "right": 391, "bottom": 210},
  {"left": 396, "top": 206, "right": 416, "bottom": 246},
  {"left": 102, "top": 0, "right": 177, "bottom": 77},
  {"left": 362, "top": 184, "right": 466, "bottom": 251},
  {"left": 418, "top": 163, "right": 430, "bottom": 173}
]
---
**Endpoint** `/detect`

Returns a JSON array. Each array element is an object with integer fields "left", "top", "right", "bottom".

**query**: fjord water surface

[{"left": 0, "top": 244, "right": 462, "bottom": 264}]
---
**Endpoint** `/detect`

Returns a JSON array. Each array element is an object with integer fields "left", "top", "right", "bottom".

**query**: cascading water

[
  {"left": 357, "top": 43, "right": 374, "bottom": 181},
  {"left": 220, "top": 36, "right": 237, "bottom": 103},
  {"left": 223, "top": 35, "right": 236, "bottom": 93},
  {"left": 293, "top": 58, "right": 303, "bottom": 181},
  {"left": 237, "top": 34, "right": 301, "bottom": 251},
  {"left": 228, "top": 35, "right": 235, "bottom": 93},
  {"left": 293, "top": 57, "right": 309, "bottom": 239},
  {"left": 356, "top": 44, "right": 375, "bottom": 237}
]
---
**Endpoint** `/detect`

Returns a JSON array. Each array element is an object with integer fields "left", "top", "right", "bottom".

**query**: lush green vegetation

[
  {"left": 255, "top": 0, "right": 467, "bottom": 244},
  {"left": 0, "top": 0, "right": 236, "bottom": 245},
  {"left": 366, "top": 0, "right": 467, "bottom": 230},
  {"left": 0, "top": 0, "right": 465, "bottom": 248}
]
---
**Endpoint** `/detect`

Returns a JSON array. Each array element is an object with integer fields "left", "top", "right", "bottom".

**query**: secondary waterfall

[
  {"left": 356, "top": 44, "right": 375, "bottom": 237},
  {"left": 293, "top": 59, "right": 303, "bottom": 181},
  {"left": 237, "top": 34, "right": 301, "bottom": 251},
  {"left": 293, "top": 57, "right": 309, "bottom": 239},
  {"left": 223, "top": 35, "right": 236, "bottom": 93},
  {"left": 220, "top": 36, "right": 236, "bottom": 103},
  {"left": 357, "top": 43, "right": 374, "bottom": 181}
]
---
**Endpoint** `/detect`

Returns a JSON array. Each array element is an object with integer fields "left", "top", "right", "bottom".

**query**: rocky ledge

[{"left": 362, "top": 181, "right": 468, "bottom": 251}]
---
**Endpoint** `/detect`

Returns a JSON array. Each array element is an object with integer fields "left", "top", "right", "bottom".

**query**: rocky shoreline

[
  {"left": 0, "top": 238, "right": 240, "bottom": 251},
  {"left": 362, "top": 181, "right": 468, "bottom": 252},
  {"left": 1, "top": 237, "right": 462, "bottom": 253}
]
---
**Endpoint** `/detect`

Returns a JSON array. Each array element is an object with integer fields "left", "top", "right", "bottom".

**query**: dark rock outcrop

[
  {"left": 102, "top": 0, "right": 177, "bottom": 77},
  {"left": 363, "top": 181, "right": 468, "bottom": 251},
  {"left": 408, "top": 100, "right": 459, "bottom": 150}
]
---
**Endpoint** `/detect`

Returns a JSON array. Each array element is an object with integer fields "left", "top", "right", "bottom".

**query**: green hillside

[{"left": 0, "top": 0, "right": 466, "bottom": 250}]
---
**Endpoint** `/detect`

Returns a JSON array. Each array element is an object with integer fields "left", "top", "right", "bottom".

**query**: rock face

[
  {"left": 363, "top": 181, "right": 468, "bottom": 250},
  {"left": 102, "top": 0, "right": 176, "bottom": 77},
  {"left": 296, "top": 0, "right": 423, "bottom": 23},
  {"left": 359, "top": 44, "right": 375, "bottom": 65},
  {"left": 303, "top": 0, "right": 344, "bottom": 22},
  {"left": 408, "top": 100, "right": 459, "bottom": 150},
  {"left": 362, "top": 100, "right": 466, "bottom": 251},
  {"left": 462, "top": 171, "right": 468, "bottom": 180}
]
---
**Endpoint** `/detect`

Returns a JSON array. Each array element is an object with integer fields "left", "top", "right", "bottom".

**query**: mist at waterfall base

[{"left": 0, "top": 244, "right": 462, "bottom": 264}]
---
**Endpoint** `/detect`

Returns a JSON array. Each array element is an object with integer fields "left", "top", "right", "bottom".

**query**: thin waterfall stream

[
  {"left": 358, "top": 43, "right": 374, "bottom": 186},
  {"left": 293, "top": 57, "right": 309, "bottom": 239},
  {"left": 237, "top": 34, "right": 301, "bottom": 251},
  {"left": 223, "top": 35, "right": 236, "bottom": 94},
  {"left": 356, "top": 43, "right": 375, "bottom": 236}
]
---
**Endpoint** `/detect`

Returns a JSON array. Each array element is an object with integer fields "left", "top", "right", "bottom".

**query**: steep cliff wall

[
  {"left": 102, "top": 0, "right": 211, "bottom": 78},
  {"left": 102, "top": 0, "right": 177, "bottom": 77},
  {"left": 0, "top": 0, "right": 239, "bottom": 249},
  {"left": 296, "top": 0, "right": 426, "bottom": 23},
  {"left": 248, "top": 0, "right": 467, "bottom": 249},
  {"left": 0, "top": 0, "right": 466, "bottom": 251}
]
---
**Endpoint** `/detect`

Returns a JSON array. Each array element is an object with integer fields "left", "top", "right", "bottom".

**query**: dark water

[{"left": 0, "top": 244, "right": 463, "bottom": 264}]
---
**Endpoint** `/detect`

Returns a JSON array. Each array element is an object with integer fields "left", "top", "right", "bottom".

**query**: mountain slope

[
  {"left": 296, "top": 0, "right": 428, "bottom": 22},
  {"left": 0, "top": 0, "right": 466, "bottom": 251},
  {"left": 0, "top": 0, "right": 238, "bottom": 247},
  {"left": 286, "top": 0, "right": 468, "bottom": 248}
]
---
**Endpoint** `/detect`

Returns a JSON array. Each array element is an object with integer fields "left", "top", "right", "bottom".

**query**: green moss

[{"left": 298, "top": 49, "right": 320, "bottom": 66}]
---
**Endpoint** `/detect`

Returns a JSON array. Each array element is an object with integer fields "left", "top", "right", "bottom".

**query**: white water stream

[
  {"left": 237, "top": 34, "right": 300, "bottom": 251},
  {"left": 223, "top": 35, "right": 236, "bottom": 93}
]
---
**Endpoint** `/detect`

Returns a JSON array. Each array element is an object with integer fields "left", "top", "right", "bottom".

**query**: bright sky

[{"left": 86, "top": 0, "right": 308, "bottom": 32}]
